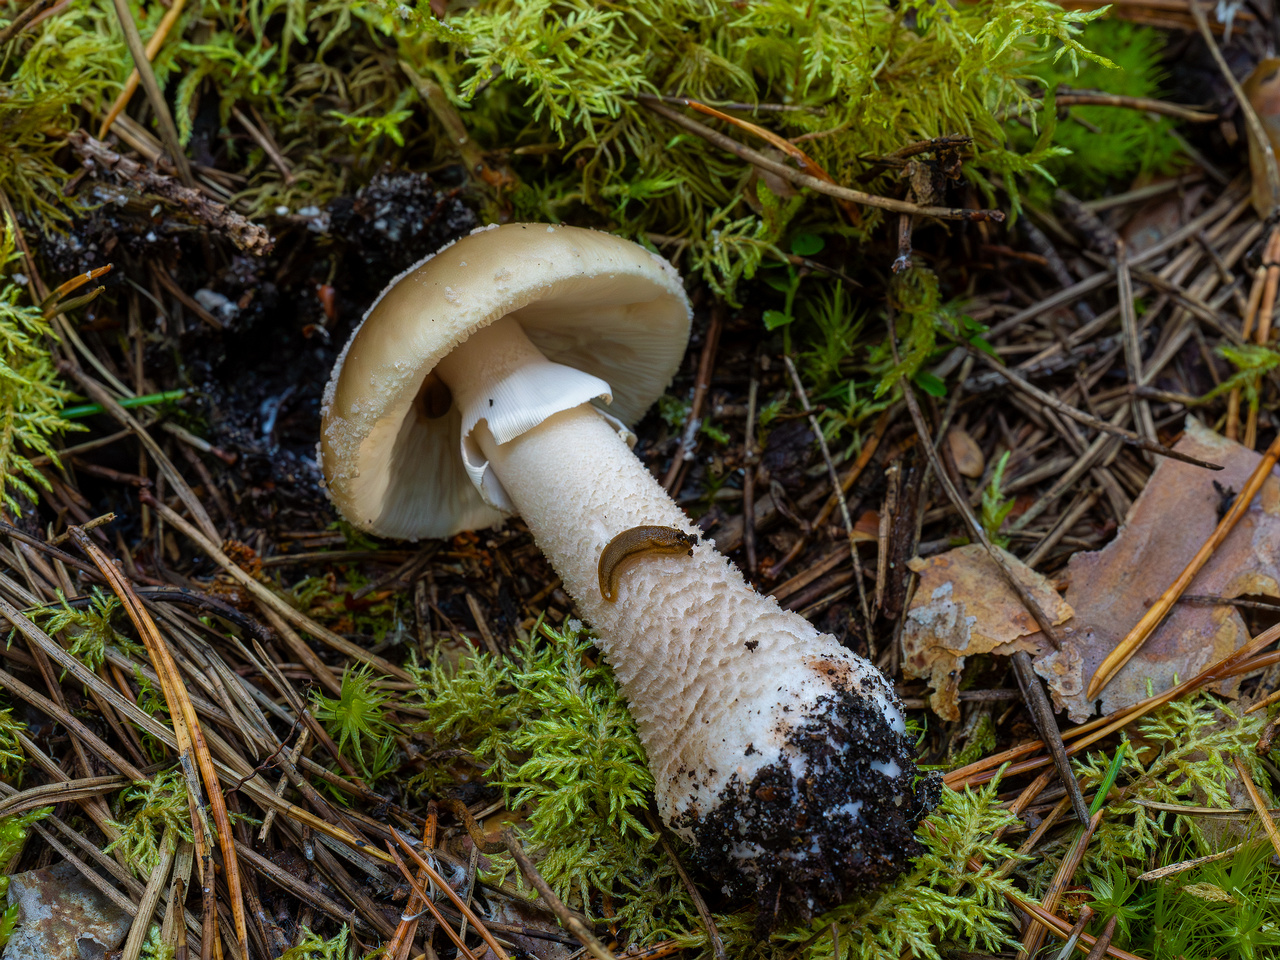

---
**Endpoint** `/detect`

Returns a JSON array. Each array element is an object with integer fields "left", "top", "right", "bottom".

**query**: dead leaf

[
  {"left": 946, "top": 427, "right": 985, "bottom": 478},
  {"left": 1244, "top": 58, "right": 1280, "bottom": 216},
  {"left": 1033, "top": 417, "right": 1280, "bottom": 721},
  {"left": 902, "top": 420, "right": 1280, "bottom": 722},
  {"left": 902, "top": 544, "right": 1072, "bottom": 720}
]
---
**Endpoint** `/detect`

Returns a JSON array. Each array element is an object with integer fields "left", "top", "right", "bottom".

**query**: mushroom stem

[{"left": 434, "top": 317, "right": 938, "bottom": 912}]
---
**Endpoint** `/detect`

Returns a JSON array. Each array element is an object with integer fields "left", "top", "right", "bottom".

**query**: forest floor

[{"left": 5, "top": 2, "right": 1280, "bottom": 960}]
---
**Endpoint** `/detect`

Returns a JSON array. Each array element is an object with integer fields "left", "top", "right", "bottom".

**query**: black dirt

[
  {"left": 675, "top": 674, "right": 941, "bottom": 925},
  {"left": 327, "top": 168, "right": 478, "bottom": 296}
]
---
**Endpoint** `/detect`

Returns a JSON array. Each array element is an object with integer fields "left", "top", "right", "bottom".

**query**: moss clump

[
  {"left": 27, "top": 588, "right": 130, "bottom": 675},
  {"left": 0, "top": 217, "right": 80, "bottom": 513},
  {"left": 1015, "top": 18, "right": 1183, "bottom": 199},
  {"left": 388, "top": 0, "right": 1107, "bottom": 293},
  {"left": 278, "top": 926, "right": 351, "bottom": 960},
  {"left": 105, "top": 766, "right": 194, "bottom": 876},
  {"left": 412, "top": 619, "right": 661, "bottom": 913}
]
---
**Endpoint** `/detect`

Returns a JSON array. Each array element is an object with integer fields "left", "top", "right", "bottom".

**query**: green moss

[
  {"left": 279, "top": 925, "right": 351, "bottom": 959},
  {"left": 1016, "top": 18, "right": 1182, "bottom": 200},
  {"left": 0, "top": 1, "right": 119, "bottom": 220},
  {"left": 105, "top": 767, "right": 194, "bottom": 876},
  {"left": 412, "top": 619, "right": 661, "bottom": 912},
  {"left": 310, "top": 664, "right": 399, "bottom": 782},
  {"left": 412, "top": 619, "right": 1036, "bottom": 958},
  {"left": 382, "top": 0, "right": 1106, "bottom": 294},
  {"left": 0, "top": 217, "right": 81, "bottom": 513},
  {"left": 27, "top": 588, "right": 131, "bottom": 675},
  {"left": 0, "top": 705, "right": 26, "bottom": 784}
]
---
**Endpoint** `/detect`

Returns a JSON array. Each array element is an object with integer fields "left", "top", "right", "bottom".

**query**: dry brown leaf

[
  {"left": 1244, "top": 58, "right": 1280, "bottom": 216},
  {"left": 1033, "top": 417, "right": 1280, "bottom": 721},
  {"left": 946, "top": 427, "right": 985, "bottom": 478},
  {"left": 902, "top": 544, "right": 1072, "bottom": 720}
]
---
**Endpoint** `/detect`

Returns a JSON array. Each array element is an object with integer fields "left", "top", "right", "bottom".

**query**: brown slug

[{"left": 597, "top": 525, "right": 697, "bottom": 602}]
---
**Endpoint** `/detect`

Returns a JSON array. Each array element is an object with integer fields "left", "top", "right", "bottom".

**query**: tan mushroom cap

[{"left": 320, "top": 223, "right": 692, "bottom": 540}]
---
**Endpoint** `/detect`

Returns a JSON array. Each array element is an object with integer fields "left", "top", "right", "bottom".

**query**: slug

[{"left": 598, "top": 525, "right": 697, "bottom": 602}]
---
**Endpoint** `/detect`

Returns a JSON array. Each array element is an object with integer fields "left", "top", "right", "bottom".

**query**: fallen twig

[
  {"left": 639, "top": 98, "right": 1005, "bottom": 222},
  {"left": 67, "top": 130, "right": 273, "bottom": 254}
]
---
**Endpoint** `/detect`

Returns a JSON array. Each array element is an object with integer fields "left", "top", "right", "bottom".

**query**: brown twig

[
  {"left": 108, "top": 0, "right": 194, "bottom": 188},
  {"left": 664, "top": 305, "right": 724, "bottom": 490},
  {"left": 639, "top": 98, "right": 1005, "bottom": 222},
  {"left": 1233, "top": 755, "right": 1280, "bottom": 861},
  {"left": 139, "top": 490, "right": 410, "bottom": 680},
  {"left": 97, "top": 0, "right": 187, "bottom": 139},
  {"left": 646, "top": 814, "right": 725, "bottom": 960},
  {"left": 949, "top": 620, "right": 1280, "bottom": 789},
  {"left": 67, "top": 526, "right": 249, "bottom": 957},
  {"left": 783, "top": 355, "right": 873, "bottom": 642},
  {"left": 899, "top": 375, "right": 1089, "bottom": 822},
  {"left": 231, "top": 106, "right": 295, "bottom": 185},
  {"left": 0, "top": 0, "right": 57, "bottom": 47},
  {"left": 1188, "top": 1, "right": 1280, "bottom": 214},
  {"left": 67, "top": 130, "right": 273, "bottom": 254},
  {"left": 1082, "top": 917, "right": 1118, "bottom": 960},
  {"left": 390, "top": 827, "right": 512, "bottom": 960},
  {"left": 974, "top": 351, "right": 1222, "bottom": 470}
]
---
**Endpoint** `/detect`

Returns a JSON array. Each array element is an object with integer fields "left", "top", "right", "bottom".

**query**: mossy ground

[{"left": 0, "top": 2, "right": 1271, "bottom": 959}]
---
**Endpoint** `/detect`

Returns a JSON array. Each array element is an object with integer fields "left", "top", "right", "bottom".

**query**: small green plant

[
  {"left": 1196, "top": 344, "right": 1280, "bottom": 424},
  {"left": 980, "top": 451, "right": 1016, "bottom": 548},
  {"left": 139, "top": 924, "right": 174, "bottom": 960},
  {"left": 279, "top": 925, "right": 351, "bottom": 959},
  {"left": 870, "top": 269, "right": 993, "bottom": 401},
  {"left": 310, "top": 665, "right": 398, "bottom": 781},
  {"left": 28, "top": 588, "right": 130, "bottom": 674},
  {"left": 1075, "top": 695, "right": 1273, "bottom": 873},
  {"left": 105, "top": 767, "right": 195, "bottom": 876},
  {"left": 0, "top": 706, "right": 26, "bottom": 782}
]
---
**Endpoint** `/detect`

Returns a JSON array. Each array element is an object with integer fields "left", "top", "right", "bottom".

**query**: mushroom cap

[{"left": 320, "top": 223, "right": 692, "bottom": 540}]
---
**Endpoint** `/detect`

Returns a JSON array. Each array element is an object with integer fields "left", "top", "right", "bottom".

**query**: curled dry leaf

[
  {"left": 902, "top": 544, "right": 1071, "bottom": 720},
  {"left": 945, "top": 427, "right": 985, "bottom": 478}
]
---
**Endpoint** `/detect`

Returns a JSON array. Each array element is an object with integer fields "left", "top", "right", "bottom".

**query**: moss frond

[
  {"left": 0, "top": 216, "right": 81, "bottom": 513},
  {"left": 105, "top": 767, "right": 194, "bottom": 875},
  {"left": 278, "top": 925, "right": 351, "bottom": 959},
  {"left": 387, "top": 0, "right": 1110, "bottom": 290},
  {"left": 412, "top": 619, "right": 660, "bottom": 910},
  {"left": 28, "top": 588, "right": 130, "bottom": 674},
  {"left": 0, "top": 706, "right": 26, "bottom": 783},
  {"left": 310, "top": 664, "right": 398, "bottom": 781}
]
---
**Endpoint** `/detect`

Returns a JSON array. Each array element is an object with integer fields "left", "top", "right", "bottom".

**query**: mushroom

[{"left": 320, "top": 223, "right": 938, "bottom": 913}]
